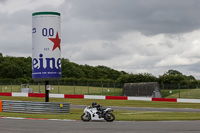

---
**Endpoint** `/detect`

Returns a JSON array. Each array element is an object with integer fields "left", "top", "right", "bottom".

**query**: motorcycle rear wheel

[
  {"left": 104, "top": 113, "right": 115, "bottom": 122},
  {"left": 81, "top": 113, "right": 91, "bottom": 122}
]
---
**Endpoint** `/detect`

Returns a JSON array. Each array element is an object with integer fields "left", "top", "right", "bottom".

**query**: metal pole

[
  {"left": 101, "top": 82, "right": 103, "bottom": 95},
  {"left": 196, "top": 84, "right": 198, "bottom": 98},
  {"left": 87, "top": 82, "right": 89, "bottom": 95},
  {"left": 162, "top": 83, "right": 164, "bottom": 97},
  {"left": 58, "top": 82, "right": 60, "bottom": 94},
  {"left": 81, "top": 83, "right": 82, "bottom": 94},
  {"left": 38, "top": 82, "right": 40, "bottom": 93},
  {"left": 45, "top": 81, "right": 49, "bottom": 102},
  {"left": 11, "top": 82, "right": 12, "bottom": 92},
  {"left": 73, "top": 82, "right": 75, "bottom": 95},
  {"left": 28, "top": 81, "right": 29, "bottom": 88},
  {"left": 146, "top": 84, "right": 147, "bottom": 97},
  {"left": 178, "top": 84, "right": 180, "bottom": 98},
  {"left": 114, "top": 82, "right": 116, "bottom": 96}
]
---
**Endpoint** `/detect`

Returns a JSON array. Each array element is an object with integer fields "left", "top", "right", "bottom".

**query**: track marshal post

[{"left": 32, "top": 12, "right": 61, "bottom": 102}]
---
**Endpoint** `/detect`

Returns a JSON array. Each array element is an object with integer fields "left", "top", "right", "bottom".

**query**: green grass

[
  {"left": 0, "top": 85, "right": 122, "bottom": 96},
  {"left": 1, "top": 96, "right": 200, "bottom": 121}
]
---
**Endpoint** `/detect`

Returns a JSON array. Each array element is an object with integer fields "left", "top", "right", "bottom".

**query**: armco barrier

[
  {"left": 12, "top": 93, "right": 28, "bottom": 97},
  {"left": 28, "top": 93, "right": 45, "bottom": 97},
  {"left": 1, "top": 92, "right": 200, "bottom": 103},
  {"left": 0, "top": 92, "right": 12, "bottom": 96},
  {"left": 84, "top": 95, "right": 105, "bottom": 99},
  {"left": 1, "top": 100, "right": 70, "bottom": 114},
  {"left": 152, "top": 98, "right": 177, "bottom": 102},
  {"left": 106, "top": 96, "right": 128, "bottom": 100},
  {"left": 128, "top": 97, "right": 151, "bottom": 101},
  {"left": 49, "top": 94, "right": 64, "bottom": 98},
  {"left": 64, "top": 94, "right": 84, "bottom": 99},
  {"left": 177, "top": 98, "right": 200, "bottom": 103}
]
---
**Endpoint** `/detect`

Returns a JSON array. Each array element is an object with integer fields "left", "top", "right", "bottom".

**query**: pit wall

[{"left": 0, "top": 92, "right": 200, "bottom": 103}]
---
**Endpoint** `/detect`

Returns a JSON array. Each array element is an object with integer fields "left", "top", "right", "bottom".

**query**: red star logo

[{"left": 48, "top": 32, "right": 61, "bottom": 51}]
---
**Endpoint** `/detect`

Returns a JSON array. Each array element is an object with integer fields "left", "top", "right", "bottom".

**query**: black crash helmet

[{"left": 92, "top": 102, "right": 97, "bottom": 107}]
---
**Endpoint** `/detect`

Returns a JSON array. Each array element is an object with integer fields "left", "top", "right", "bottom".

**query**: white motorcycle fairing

[{"left": 83, "top": 106, "right": 104, "bottom": 121}]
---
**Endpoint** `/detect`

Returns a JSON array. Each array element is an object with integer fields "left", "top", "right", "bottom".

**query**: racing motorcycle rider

[{"left": 92, "top": 102, "right": 104, "bottom": 117}]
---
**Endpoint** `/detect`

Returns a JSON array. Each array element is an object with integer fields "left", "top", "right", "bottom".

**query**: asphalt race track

[{"left": 1, "top": 118, "right": 200, "bottom": 133}]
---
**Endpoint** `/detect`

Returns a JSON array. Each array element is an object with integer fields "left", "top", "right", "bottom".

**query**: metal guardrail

[{"left": 1, "top": 100, "right": 70, "bottom": 114}]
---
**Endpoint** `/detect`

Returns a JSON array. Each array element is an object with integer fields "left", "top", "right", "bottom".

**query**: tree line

[{"left": 0, "top": 53, "right": 198, "bottom": 85}]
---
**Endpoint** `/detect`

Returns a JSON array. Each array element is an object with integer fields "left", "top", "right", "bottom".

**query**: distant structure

[{"left": 122, "top": 82, "right": 161, "bottom": 98}]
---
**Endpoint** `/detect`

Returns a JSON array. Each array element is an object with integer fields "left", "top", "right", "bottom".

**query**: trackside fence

[
  {"left": 1, "top": 82, "right": 200, "bottom": 99},
  {"left": 0, "top": 82, "right": 124, "bottom": 96},
  {"left": 159, "top": 84, "right": 200, "bottom": 99}
]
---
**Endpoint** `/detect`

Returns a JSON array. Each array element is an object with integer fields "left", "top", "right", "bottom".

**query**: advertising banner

[{"left": 32, "top": 12, "right": 61, "bottom": 81}]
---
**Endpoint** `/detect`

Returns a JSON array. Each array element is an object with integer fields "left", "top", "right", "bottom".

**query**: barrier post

[
  {"left": 0, "top": 101, "right": 2, "bottom": 112},
  {"left": 45, "top": 81, "right": 49, "bottom": 102}
]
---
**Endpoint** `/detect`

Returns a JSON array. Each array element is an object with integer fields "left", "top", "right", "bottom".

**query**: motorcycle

[{"left": 81, "top": 106, "right": 115, "bottom": 122}]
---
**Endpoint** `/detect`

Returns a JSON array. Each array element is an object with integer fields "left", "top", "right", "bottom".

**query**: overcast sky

[{"left": 1, "top": 0, "right": 200, "bottom": 79}]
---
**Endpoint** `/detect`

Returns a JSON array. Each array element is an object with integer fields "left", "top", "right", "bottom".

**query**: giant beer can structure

[{"left": 32, "top": 12, "right": 61, "bottom": 81}]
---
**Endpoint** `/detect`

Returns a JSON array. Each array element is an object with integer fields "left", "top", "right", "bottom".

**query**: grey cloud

[
  {"left": 0, "top": 10, "right": 32, "bottom": 26},
  {"left": 75, "top": 42, "right": 127, "bottom": 61},
  {"left": 0, "top": 10, "right": 32, "bottom": 56},
  {"left": 0, "top": 0, "right": 6, "bottom": 3},
  {"left": 61, "top": 0, "right": 200, "bottom": 44},
  {"left": 187, "top": 61, "right": 200, "bottom": 72}
]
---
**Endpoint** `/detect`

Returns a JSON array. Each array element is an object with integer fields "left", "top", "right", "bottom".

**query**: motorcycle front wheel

[
  {"left": 104, "top": 112, "right": 115, "bottom": 122},
  {"left": 81, "top": 113, "right": 91, "bottom": 122}
]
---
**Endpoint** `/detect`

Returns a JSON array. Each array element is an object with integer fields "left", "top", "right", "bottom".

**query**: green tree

[
  {"left": 163, "top": 69, "right": 182, "bottom": 75},
  {"left": 0, "top": 59, "right": 23, "bottom": 79},
  {"left": 158, "top": 69, "right": 197, "bottom": 85},
  {"left": 0, "top": 53, "right": 3, "bottom": 63},
  {"left": 117, "top": 73, "right": 157, "bottom": 83}
]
